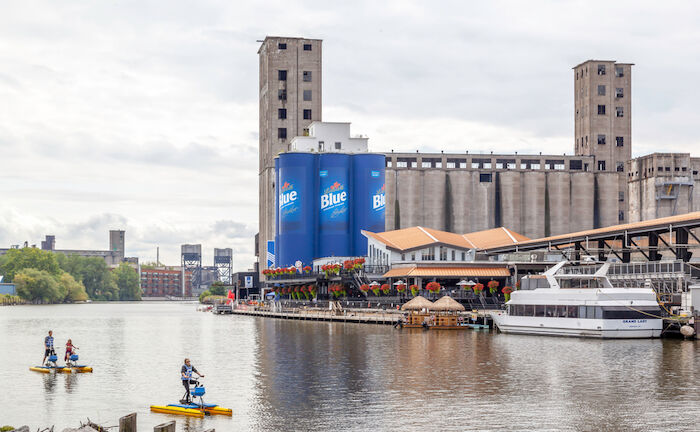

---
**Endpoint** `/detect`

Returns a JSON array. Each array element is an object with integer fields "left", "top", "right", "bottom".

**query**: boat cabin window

[
  {"left": 558, "top": 278, "right": 603, "bottom": 289},
  {"left": 601, "top": 307, "right": 661, "bottom": 320},
  {"left": 509, "top": 305, "right": 655, "bottom": 319}
]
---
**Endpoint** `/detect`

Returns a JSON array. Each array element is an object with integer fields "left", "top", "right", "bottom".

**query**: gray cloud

[{"left": 1, "top": 0, "right": 699, "bottom": 270}]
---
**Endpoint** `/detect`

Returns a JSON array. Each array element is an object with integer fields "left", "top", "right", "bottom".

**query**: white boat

[{"left": 491, "top": 262, "right": 663, "bottom": 338}]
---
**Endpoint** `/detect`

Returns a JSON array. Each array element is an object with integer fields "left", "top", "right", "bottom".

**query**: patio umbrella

[{"left": 392, "top": 280, "right": 406, "bottom": 286}]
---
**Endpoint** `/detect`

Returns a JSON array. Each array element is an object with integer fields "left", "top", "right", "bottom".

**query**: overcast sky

[{"left": 1, "top": 1, "right": 699, "bottom": 269}]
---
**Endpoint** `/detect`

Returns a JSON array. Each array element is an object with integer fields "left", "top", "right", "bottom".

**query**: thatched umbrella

[
  {"left": 401, "top": 295, "right": 434, "bottom": 311},
  {"left": 432, "top": 296, "right": 466, "bottom": 312}
]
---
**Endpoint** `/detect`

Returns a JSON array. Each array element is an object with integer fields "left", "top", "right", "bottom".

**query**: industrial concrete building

[
  {"left": 258, "top": 36, "right": 322, "bottom": 273},
  {"left": 0, "top": 230, "right": 131, "bottom": 266},
  {"left": 627, "top": 153, "right": 700, "bottom": 221},
  {"left": 383, "top": 152, "right": 625, "bottom": 239},
  {"left": 254, "top": 38, "right": 700, "bottom": 280}
]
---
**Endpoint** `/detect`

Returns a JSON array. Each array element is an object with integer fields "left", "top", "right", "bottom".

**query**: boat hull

[{"left": 491, "top": 314, "right": 662, "bottom": 339}]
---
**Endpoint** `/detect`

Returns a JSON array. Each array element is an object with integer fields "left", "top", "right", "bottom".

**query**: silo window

[
  {"left": 598, "top": 64, "right": 606, "bottom": 75},
  {"left": 615, "top": 66, "right": 624, "bottom": 77},
  {"left": 277, "top": 128, "right": 287, "bottom": 139},
  {"left": 570, "top": 160, "right": 582, "bottom": 170},
  {"left": 616, "top": 162, "right": 624, "bottom": 172},
  {"left": 616, "top": 88, "right": 624, "bottom": 98},
  {"left": 597, "top": 105, "right": 606, "bottom": 115},
  {"left": 598, "top": 161, "right": 606, "bottom": 171},
  {"left": 479, "top": 173, "right": 492, "bottom": 183},
  {"left": 278, "top": 70, "right": 287, "bottom": 81},
  {"left": 303, "top": 71, "right": 312, "bottom": 82},
  {"left": 616, "top": 107, "right": 624, "bottom": 117},
  {"left": 278, "top": 43, "right": 287, "bottom": 50},
  {"left": 335, "top": 142, "right": 341, "bottom": 150},
  {"left": 303, "top": 44, "right": 312, "bottom": 51},
  {"left": 278, "top": 108, "right": 287, "bottom": 119},
  {"left": 303, "top": 90, "right": 312, "bottom": 101},
  {"left": 597, "top": 135, "right": 606, "bottom": 145},
  {"left": 597, "top": 85, "right": 605, "bottom": 96},
  {"left": 303, "top": 109, "right": 312, "bottom": 119},
  {"left": 616, "top": 137, "right": 624, "bottom": 147}
]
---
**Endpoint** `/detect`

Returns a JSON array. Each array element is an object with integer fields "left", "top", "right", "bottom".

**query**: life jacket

[
  {"left": 182, "top": 364, "right": 193, "bottom": 380},
  {"left": 45, "top": 336, "right": 54, "bottom": 348}
]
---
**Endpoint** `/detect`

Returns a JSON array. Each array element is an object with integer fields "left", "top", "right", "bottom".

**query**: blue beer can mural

[
  {"left": 277, "top": 153, "right": 316, "bottom": 267},
  {"left": 352, "top": 154, "right": 386, "bottom": 256},
  {"left": 318, "top": 153, "right": 351, "bottom": 258}
]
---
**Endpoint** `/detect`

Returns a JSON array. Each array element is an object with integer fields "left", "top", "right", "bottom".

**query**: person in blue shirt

[
  {"left": 180, "top": 358, "right": 204, "bottom": 403},
  {"left": 43, "top": 330, "right": 55, "bottom": 366}
]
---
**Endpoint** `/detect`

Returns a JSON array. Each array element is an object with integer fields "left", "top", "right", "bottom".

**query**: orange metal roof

[
  {"left": 363, "top": 226, "right": 528, "bottom": 252},
  {"left": 383, "top": 266, "right": 511, "bottom": 278}
]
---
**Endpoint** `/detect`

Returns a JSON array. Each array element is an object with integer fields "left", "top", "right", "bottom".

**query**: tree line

[{"left": 0, "top": 248, "right": 141, "bottom": 303}]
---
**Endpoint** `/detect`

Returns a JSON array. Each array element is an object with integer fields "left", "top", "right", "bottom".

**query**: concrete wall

[
  {"left": 384, "top": 157, "right": 627, "bottom": 238},
  {"left": 627, "top": 153, "right": 700, "bottom": 222}
]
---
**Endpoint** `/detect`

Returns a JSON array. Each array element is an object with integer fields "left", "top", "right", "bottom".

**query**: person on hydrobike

[
  {"left": 64, "top": 339, "right": 79, "bottom": 362},
  {"left": 43, "top": 330, "right": 56, "bottom": 366},
  {"left": 180, "top": 358, "right": 205, "bottom": 404}
]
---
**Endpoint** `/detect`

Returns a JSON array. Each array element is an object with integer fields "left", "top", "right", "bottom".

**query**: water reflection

[{"left": 2, "top": 304, "right": 699, "bottom": 432}]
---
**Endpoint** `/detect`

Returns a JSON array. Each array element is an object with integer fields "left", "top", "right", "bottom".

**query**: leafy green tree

[
  {"left": 199, "top": 290, "right": 211, "bottom": 302},
  {"left": 14, "top": 268, "right": 65, "bottom": 303},
  {"left": 78, "top": 257, "right": 118, "bottom": 300},
  {"left": 58, "top": 272, "right": 89, "bottom": 302},
  {"left": 113, "top": 262, "right": 141, "bottom": 301},
  {"left": 0, "top": 248, "right": 61, "bottom": 282},
  {"left": 209, "top": 282, "right": 227, "bottom": 296}
]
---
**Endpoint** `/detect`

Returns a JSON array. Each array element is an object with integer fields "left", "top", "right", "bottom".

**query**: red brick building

[{"left": 140, "top": 268, "right": 193, "bottom": 297}]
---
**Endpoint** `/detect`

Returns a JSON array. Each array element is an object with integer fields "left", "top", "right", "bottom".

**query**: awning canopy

[{"left": 382, "top": 266, "right": 510, "bottom": 278}]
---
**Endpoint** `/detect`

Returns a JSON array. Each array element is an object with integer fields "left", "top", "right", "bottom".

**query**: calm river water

[{"left": 1, "top": 302, "right": 699, "bottom": 431}]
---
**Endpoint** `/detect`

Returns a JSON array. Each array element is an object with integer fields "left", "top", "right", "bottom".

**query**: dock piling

[
  {"left": 119, "top": 413, "right": 137, "bottom": 432},
  {"left": 153, "top": 421, "right": 176, "bottom": 432}
]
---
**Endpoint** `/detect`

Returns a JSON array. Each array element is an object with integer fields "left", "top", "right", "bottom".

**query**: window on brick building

[
  {"left": 278, "top": 108, "right": 287, "bottom": 119},
  {"left": 616, "top": 162, "right": 624, "bottom": 172},
  {"left": 598, "top": 160, "right": 606, "bottom": 171},
  {"left": 303, "top": 44, "right": 312, "bottom": 51},
  {"left": 616, "top": 136, "right": 624, "bottom": 147},
  {"left": 278, "top": 70, "right": 287, "bottom": 81},
  {"left": 480, "top": 173, "right": 492, "bottom": 182},
  {"left": 278, "top": 43, "right": 287, "bottom": 50},
  {"left": 598, "top": 64, "right": 606, "bottom": 75},
  {"left": 597, "top": 135, "right": 606, "bottom": 145},
  {"left": 616, "top": 107, "right": 624, "bottom": 117},
  {"left": 277, "top": 128, "right": 287, "bottom": 139},
  {"left": 615, "top": 66, "right": 624, "bottom": 77},
  {"left": 598, "top": 105, "right": 606, "bottom": 115},
  {"left": 616, "top": 88, "right": 624, "bottom": 98},
  {"left": 303, "top": 109, "right": 312, "bottom": 120}
]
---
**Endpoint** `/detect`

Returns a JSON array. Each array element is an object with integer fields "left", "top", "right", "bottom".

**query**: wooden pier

[{"left": 229, "top": 308, "right": 400, "bottom": 325}]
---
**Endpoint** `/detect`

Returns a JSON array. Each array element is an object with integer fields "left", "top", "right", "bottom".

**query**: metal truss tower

[
  {"left": 181, "top": 244, "right": 202, "bottom": 295},
  {"left": 214, "top": 248, "right": 233, "bottom": 285}
]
